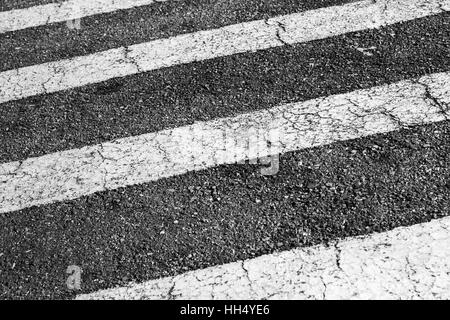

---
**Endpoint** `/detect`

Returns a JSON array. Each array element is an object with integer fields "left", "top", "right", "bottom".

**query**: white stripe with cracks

[
  {"left": 0, "top": 0, "right": 168, "bottom": 34},
  {"left": 76, "top": 216, "right": 450, "bottom": 299},
  {"left": 0, "top": 71, "right": 449, "bottom": 214},
  {"left": 0, "top": 0, "right": 449, "bottom": 104}
]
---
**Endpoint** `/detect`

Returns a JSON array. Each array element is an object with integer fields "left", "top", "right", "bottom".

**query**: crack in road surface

[
  {"left": 76, "top": 216, "right": 450, "bottom": 300},
  {"left": 1, "top": 71, "right": 449, "bottom": 214}
]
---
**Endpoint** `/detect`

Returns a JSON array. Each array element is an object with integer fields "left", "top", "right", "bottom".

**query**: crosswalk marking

[
  {"left": 1, "top": 0, "right": 449, "bottom": 300},
  {"left": 0, "top": 0, "right": 167, "bottom": 34},
  {"left": 76, "top": 216, "right": 450, "bottom": 299},
  {"left": 1, "top": 71, "right": 448, "bottom": 214},
  {"left": 1, "top": 0, "right": 448, "bottom": 104}
]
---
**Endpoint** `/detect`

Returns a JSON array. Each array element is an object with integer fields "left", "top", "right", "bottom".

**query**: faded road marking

[
  {"left": 0, "top": 71, "right": 449, "bottom": 214},
  {"left": 0, "top": 0, "right": 449, "bottom": 104},
  {"left": 76, "top": 216, "right": 450, "bottom": 299},
  {"left": 0, "top": 0, "right": 168, "bottom": 34}
]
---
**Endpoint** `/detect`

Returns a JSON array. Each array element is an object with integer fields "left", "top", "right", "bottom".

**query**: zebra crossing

[
  {"left": 0, "top": 0, "right": 168, "bottom": 33},
  {"left": 0, "top": 0, "right": 449, "bottom": 300},
  {"left": 2, "top": 71, "right": 449, "bottom": 214},
  {"left": 0, "top": 0, "right": 447, "bottom": 103},
  {"left": 77, "top": 217, "right": 450, "bottom": 300}
]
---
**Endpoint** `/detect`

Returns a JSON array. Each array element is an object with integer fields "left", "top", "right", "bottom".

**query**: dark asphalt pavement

[
  {"left": 1, "top": 120, "right": 450, "bottom": 299},
  {"left": 0, "top": 0, "right": 355, "bottom": 71},
  {"left": 1, "top": 13, "right": 449, "bottom": 163},
  {"left": 0, "top": 0, "right": 449, "bottom": 300},
  {"left": 0, "top": 0, "right": 58, "bottom": 12}
]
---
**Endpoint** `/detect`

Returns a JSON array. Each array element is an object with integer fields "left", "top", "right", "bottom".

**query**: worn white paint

[
  {"left": 0, "top": 0, "right": 168, "bottom": 34},
  {"left": 1, "top": 71, "right": 449, "bottom": 214},
  {"left": 1, "top": 0, "right": 449, "bottom": 104},
  {"left": 76, "top": 216, "right": 450, "bottom": 300}
]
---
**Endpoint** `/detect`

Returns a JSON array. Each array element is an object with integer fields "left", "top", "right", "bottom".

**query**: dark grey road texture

[{"left": 0, "top": 0, "right": 449, "bottom": 300}]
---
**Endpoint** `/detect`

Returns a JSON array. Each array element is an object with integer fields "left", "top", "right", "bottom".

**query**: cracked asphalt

[
  {"left": 4, "top": 0, "right": 438, "bottom": 106},
  {"left": 78, "top": 217, "right": 450, "bottom": 299},
  {"left": 2, "top": 71, "right": 449, "bottom": 214},
  {"left": 2, "top": 120, "right": 450, "bottom": 299},
  {"left": 1, "top": 12, "right": 449, "bottom": 163},
  {"left": 0, "top": 0, "right": 449, "bottom": 300},
  {"left": 0, "top": 0, "right": 354, "bottom": 71}
]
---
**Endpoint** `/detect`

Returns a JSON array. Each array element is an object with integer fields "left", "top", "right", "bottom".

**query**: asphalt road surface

[{"left": 0, "top": 0, "right": 449, "bottom": 300}]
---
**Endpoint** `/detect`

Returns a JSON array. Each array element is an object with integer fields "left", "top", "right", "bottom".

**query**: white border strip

[
  {"left": 0, "top": 0, "right": 167, "bottom": 34},
  {"left": 77, "top": 216, "right": 450, "bottom": 300},
  {"left": 1, "top": 0, "right": 448, "bottom": 104},
  {"left": 1, "top": 71, "right": 449, "bottom": 214}
]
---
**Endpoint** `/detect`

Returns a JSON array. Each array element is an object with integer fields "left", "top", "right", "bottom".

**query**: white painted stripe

[
  {"left": 0, "top": 0, "right": 167, "bottom": 34},
  {"left": 0, "top": 0, "right": 448, "bottom": 104},
  {"left": 76, "top": 216, "right": 450, "bottom": 300},
  {"left": 1, "top": 71, "right": 449, "bottom": 214}
]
